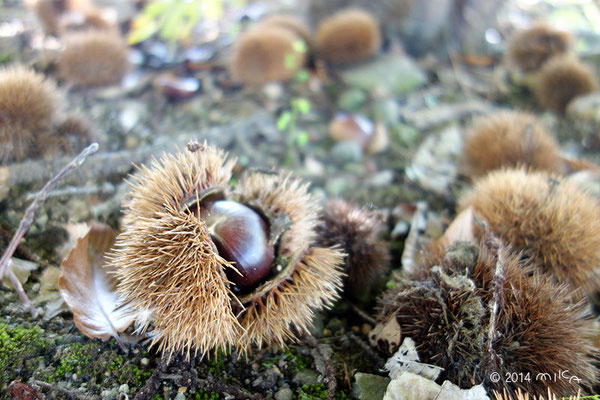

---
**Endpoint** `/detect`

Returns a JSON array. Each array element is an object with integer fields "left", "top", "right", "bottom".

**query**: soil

[{"left": 1, "top": 0, "right": 600, "bottom": 399}]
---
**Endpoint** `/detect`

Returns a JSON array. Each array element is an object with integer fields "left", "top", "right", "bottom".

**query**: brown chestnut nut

[
  {"left": 200, "top": 200, "right": 274, "bottom": 289},
  {"left": 110, "top": 145, "right": 345, "bottom": 359}
]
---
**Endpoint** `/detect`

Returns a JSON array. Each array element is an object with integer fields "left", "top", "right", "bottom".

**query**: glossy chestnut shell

[{"left": 200, "top": 200, "right": 274, "bottom": 289}]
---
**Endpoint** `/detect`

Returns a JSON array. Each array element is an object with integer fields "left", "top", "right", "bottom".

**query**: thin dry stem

[
  {"left": 0, "top": 142, "right": 98, "bottom": 317},
  {"left": 484, "top": 233, "right": 504, "bottom": 371},
  {"left": 401, "top": 201, "right": 427, "bottom": 275}
]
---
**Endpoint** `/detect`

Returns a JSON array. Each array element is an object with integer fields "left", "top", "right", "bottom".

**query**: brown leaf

[
  {"left": 434, "top": 206, "right": 475, "bottom": 250},
  {"left": 58, "top": 223, "right": 136, "bottom": 349},
  {"left": 369, "top": 316, "right": 402, "bottom": 354}
]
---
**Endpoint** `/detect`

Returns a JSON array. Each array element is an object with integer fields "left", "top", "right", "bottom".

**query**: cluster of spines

[
  {"left": 0, "top": 65, "right": 60, "bottom": 163},
  {"left": 110, "top": 146, "right": 344, "bottom": 359},
  {"left": 459, "top": 168, "right": 600, "bottom": 295},
  {"left": 377, "top": 237, "right": 596, "bottom": 396},
  {"left": 461, "top": 110, "right": 563, "bottom": 179}
]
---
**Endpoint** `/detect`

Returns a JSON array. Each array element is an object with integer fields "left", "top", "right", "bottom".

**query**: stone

[
  {"left": 4, "top": 258, "right": 38, "bottom": 286},
  {"left": 352, "top": 372, "right": 390, "bottom": 400},
  {"left": 567, "top": 92, "right": 600, "bottom": 123},
  {"left": 338, "top": 89, "right": 367, "bottom": 111},
  {"left": 331, "top": 141, "right": 363, "bottom": 165},
  {"left": 383, "top": 372, "right": 440, "bottom": 400},
  {"left": 275, "top": 388, "right": 293, "bottom": 400},
  {"left": 252, "top": 369, "right": 278, "bottom": 390},
  {"left": 292, "top": 369, "right": 320, "bottom": 386},
  {"left": 341, "top": 55, "right": 426, "bottom": 96}
]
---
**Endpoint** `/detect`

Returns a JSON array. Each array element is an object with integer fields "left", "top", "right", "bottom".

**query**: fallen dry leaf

[
  {"left": 434, "top": 206, "right": 475, "bottom": 250},
  {"left": 384, "top": 337, "right": 443, "bottom": 381},
  {"left": 369, "top": 315, "right": 402, "bottom": 354},
  {"left": 59, "top": 223, "right": 136, "bottom": 349}
]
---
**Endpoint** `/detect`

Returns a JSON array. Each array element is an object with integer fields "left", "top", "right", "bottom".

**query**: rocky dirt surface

[{"left": 2, "top": 0, "right": 600, "bottom": 399}]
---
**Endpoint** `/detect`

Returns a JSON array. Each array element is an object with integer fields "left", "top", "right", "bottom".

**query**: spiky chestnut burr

[
  {"left": 315, "top": 8, "right": 381, "bottom": 66},
  {"left": 53, "top": 115, "right": 93, "bottom": 155},
  {"left": 32, "top": 0, "right": 113, "bottom": 36},
  {"left": 534, "top": 56, "right": 597, "bottom": 113},
  {"left": 110, "top": 144, "right": 344, "bottom": 358},
  {"left": 315, "top": 198, "right": 389, "bottom": 296},
  {"left": 229, "top": 25, "right": 307, "bottom": 86},
  {"left": 493, "top": 388, "right": 582, "bottom": 400},
  {"left": 259, "top": 15, "right": 313, "bottom": 50},
  {"left": 458, "top": 168, "right": 600, "bottom": 295},
  {"left": 504, "top": 22, "right": 572, "bottom": 72},
  {"left": 376, "top": 237, "right": 596, "bottom": 396},
  {"left": 33, "top": 0, "right": 74, "bottom": 36},
  {"left": 58, "top": 29, "right": 129, "bottom": 87},
  {"left": 461, "top": 111, "right": 563, "bottom": 179},
  {"left": 0, "top": 65, "right": 60, "bottom": 164}
]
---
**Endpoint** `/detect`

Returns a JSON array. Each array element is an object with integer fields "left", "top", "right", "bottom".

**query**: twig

[
  {"left": 5, "top": 261, "right": 37, "bottom": 317},
  {"left": 347, "top": 332, "right": 385, "bottom": 367},
  {"left": 305, "top": 335, "right": 337, "bottom": 400},
  {"left": 0, "top": 111, "right": 275, "bottom": 189},
  {"left": 25, "top": 182, "right": 115, "bottom": 201},
  {"left": 350, "top": 303, "right": 377, "bottom": 325},
  {"left": 0, "top": 143, "right": 99, "bottom": 317},
  {"left": 0, "top": 225, "right": 47, "bottom": 267},
  {"left": 31, "top": 379, "right": 98, "bottom": 400}
]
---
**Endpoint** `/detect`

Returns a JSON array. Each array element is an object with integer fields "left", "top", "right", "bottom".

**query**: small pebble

[
  {"left": 361, "top": 323, "right": 373, "bottom": 336},
  {"left": 119, "top": 384, "right": 129, "bottom": 394},
  {"left": 141, "top": 358, "right": 149, "bottom": 366},
  {"left": 368, "top": 170, "right": 394, "bottom": 187},
  {"left": 274, "top": 388, "right": 293, "bottom": 400},
  {"left": 331, "top": 141, "right": 363, "bottom": 165},
  {"left": 292, "top": 369, "right": 320, "bottom": 386}
]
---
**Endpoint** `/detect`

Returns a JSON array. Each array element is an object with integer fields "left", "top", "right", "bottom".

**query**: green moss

[
  {"left": 39, "top": 341, "right": 152, "bottom": 392},
  {"left": 295, "top": 384, "right": 328, "bottom": 400},
  {"left": 207, "top": 349, "right": 227, "bottom": 374},
  {"left": 284, "top": 348, "right": 312, "bottom": 372},
  {"left": 51, "top": 342, "right": 96, "bottom": 379},
  {"left": 294, "top": 384, "right": 351, "bottom": 400},
  {"left": 0, "top": 323, "right": 52, "bottom": 389},
  {"left": 194, "top": 389, "right": 221, "bottom": 400}
]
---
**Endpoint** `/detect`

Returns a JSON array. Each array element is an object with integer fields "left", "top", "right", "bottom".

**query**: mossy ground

[{"left": 0, "top": 322, "right": 52, "bottom": 389}]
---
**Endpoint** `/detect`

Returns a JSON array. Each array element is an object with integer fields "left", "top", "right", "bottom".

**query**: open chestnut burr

[{"left": 110, "top": 144, "right": 345, "bottom": 358}]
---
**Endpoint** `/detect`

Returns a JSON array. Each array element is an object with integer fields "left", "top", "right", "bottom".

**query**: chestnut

[
  {"left": 200, "top": 200, "right": 274, "bottom": 289},
  {"left": 110, "top": 144, "right": 344, "bottom": 358}
]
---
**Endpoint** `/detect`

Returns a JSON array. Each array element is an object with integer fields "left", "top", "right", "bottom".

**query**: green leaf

[
  {"left": 294, "top": 70, "right": 310, "bottom": 83},
  {"left": 128, "top": 16, "right": 159, "bottom": 44},
  {"left": 144, "top": 1, "right": 170, "bottom": 18},
  {"left": 293, "top": 98, "right": 311, "bottom": 115},
  {"left": 200, "top": 0, "right": 224, "bottom": 20},
  {"left": 292, "top": 39, "right": 307, "bottom": 54},
  {"left": 284, "top": 53, "right": 299, "bottom": 70},
  {"left": 277, "top": 111, "right": 292, "bottom": 131},
  {"left": 296, "top": 131, "right": 309, "bottom": 147},
  {"left": 159, "top": 5, "right": 188, "bottom": 40}
]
